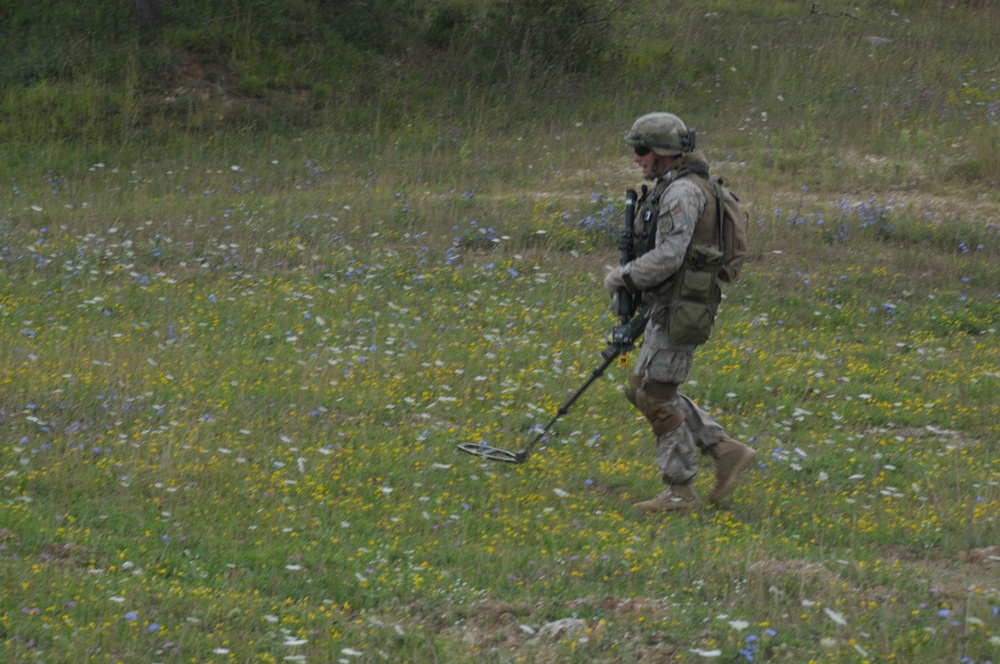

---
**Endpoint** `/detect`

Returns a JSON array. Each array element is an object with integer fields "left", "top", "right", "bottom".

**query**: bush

[{"left": 427, "top": 0, "right": 614, "bottom": 81}]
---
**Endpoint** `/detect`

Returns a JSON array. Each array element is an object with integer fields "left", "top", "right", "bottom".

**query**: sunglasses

[{"left": 633, "top": 146, "right": 651, "bottom": 156}]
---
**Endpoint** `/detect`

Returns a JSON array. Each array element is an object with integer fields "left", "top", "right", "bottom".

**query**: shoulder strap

[
  {"left": 710, "top": 178, "right": 725, "bottom": 255},
  {"left": 673, "top": 162, "right": 710, "bottom": 179}
]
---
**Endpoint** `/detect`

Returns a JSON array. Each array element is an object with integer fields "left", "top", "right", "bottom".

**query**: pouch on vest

[{"left": 665, "top": 243, "right": 723, "bottom": 345}]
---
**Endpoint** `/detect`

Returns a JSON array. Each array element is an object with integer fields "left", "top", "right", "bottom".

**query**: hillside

[{"left": 2, "top": 0, "right": 998, "bottom": 188}]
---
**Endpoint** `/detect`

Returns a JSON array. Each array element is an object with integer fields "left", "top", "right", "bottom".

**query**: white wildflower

[
  {"left": 691, "top": 648, "right": 722, "bottom": 657},
  {"left": 824, "top": 608, "right": 847, "bottom": 626}
]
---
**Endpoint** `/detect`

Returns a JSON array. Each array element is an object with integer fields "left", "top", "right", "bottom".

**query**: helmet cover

[{"left": 624, "top": 112, "right": 692, "bottom": 156}]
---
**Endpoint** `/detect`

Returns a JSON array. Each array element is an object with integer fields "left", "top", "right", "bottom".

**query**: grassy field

[{"left": 2, "top": 1, "right": 999, "bottom": 662}]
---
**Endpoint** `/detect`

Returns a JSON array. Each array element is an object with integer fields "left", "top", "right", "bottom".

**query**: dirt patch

[
  {"left": 878, "top": 544, "right": 1000, "bottom": 599},
  {"left": 39, "top": 542, "right": 95, "bottom": 568},
  {"left": 747, "top": 557, "right": 844, "bottom": 587},
  {"left": 439, "top": 594, "right": 681, "bottom": 662},
  {"left": 474, "top": 598, "right": 531, "bottom": 622},
  {"left": 960, "top": 545, "right": 1000, "bottom": 565},
  {"left": 164, "top": 55, "right": 240, "bottom": 104}
]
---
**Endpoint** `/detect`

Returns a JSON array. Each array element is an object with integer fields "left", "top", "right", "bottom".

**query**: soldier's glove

[{"left": 603, "top": 266, "right": 626, "bottom": 298}]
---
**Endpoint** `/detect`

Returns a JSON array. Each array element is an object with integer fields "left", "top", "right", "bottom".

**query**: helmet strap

[
  {"left": 650, "top": 154, "right": 677, "bottom": 180},
  {"left": 648, "top": 155, "right": 660, "bottom": 180}
]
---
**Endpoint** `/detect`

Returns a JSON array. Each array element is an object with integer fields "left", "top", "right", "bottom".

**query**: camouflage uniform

[
  {"left": 620, "top": 151, "right": 716, "bottom": 485},
  {"left": 609, "top": 112, "right": 756, "bottom": 511}
]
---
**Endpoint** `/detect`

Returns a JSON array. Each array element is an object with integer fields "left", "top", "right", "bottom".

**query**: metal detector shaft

[
  {"left": 514, "top": 345, "right": 622, "bottom": 463},
  {"left": 514, "top": 304, "right": 650, "bottom": 462},
  {"left": 457, "top": 306, "right": 650, "bottom": 464},
  {"left": 456, "top": 186, "right": 650, "bottom": 466}
]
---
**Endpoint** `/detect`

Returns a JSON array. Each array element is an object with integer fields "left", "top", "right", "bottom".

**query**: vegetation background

[{"left": 1, "top": 0, "right": 998, "bottom": 662}]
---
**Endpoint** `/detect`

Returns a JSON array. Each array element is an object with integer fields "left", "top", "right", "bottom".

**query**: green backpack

[{"left": 683, "top": 170, "right": 748, "bottom": 285}]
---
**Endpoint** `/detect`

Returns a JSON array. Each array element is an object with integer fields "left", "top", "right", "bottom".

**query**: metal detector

[
  {"left": 456, "top": 335, "right": 635, "bottom": 464},
  {"left": 457, "top": 188, "right": 646, "bottom": 465},
  {"left": 456, "top": 307, "right": 649, "bottom": 464}
]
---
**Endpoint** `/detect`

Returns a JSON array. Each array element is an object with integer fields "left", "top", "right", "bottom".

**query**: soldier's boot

[
  {"left": 708, "top": 437, "right": 756, "bottom": 503},
  {"left": 633, "top": 483, "right": 699, "bottom": 513}
]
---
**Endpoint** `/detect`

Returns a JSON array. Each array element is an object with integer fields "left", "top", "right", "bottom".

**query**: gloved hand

[{"left": 604, "top": 266, "right": 626, "bottom": 298}]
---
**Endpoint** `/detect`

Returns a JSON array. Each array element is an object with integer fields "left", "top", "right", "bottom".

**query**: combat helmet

[{"left": 624, "top": 112, "right": 695, "bottom": 156}]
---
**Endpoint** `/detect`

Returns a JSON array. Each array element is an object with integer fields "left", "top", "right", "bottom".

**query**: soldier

[{"left": 604, "top": 112, "right": 756, "bottom": 513}]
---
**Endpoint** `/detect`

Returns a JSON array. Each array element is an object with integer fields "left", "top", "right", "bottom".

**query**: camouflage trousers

[{"left": 627, "top": 319, "right": 732, "bottom": 485}]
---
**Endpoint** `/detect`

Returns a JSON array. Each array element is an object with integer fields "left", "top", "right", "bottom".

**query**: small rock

[{"left": 528, "top": 617, "right": 588, "bottom": 644}]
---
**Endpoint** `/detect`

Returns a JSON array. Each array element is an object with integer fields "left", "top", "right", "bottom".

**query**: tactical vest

[
  {"left": 632, "top": 163, "right": 720, "bottom": 264},
  {"left": 633, "top": 162, "right": 728, "bottom": 344}
]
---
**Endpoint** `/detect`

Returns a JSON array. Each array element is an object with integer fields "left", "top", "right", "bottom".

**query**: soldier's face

[
  {"left": 633, "top": 148, "right": 657, "bottom": 180},
  {"left": 634, "top": 149, "right": 675, "bottom": 181}
]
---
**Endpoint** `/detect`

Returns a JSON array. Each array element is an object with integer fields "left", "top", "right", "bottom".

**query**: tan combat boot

[
  {"left": 709, "top": 438, "right": 756, "bottom": 503},
  {"left": 633, "top": 483, "right": 699, "bottom": 513}
]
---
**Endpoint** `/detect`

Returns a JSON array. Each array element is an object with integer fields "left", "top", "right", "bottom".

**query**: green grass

[
  {"left": 1, "top": 1, "right": 1000, "bottom": 662},
  {"left": 0, "top": 133, "right": 997, "bottom": 661}
]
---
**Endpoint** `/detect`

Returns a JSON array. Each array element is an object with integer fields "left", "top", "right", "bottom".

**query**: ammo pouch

[{"left": 661, "top": 244, "right": 723, "bottom": 345}]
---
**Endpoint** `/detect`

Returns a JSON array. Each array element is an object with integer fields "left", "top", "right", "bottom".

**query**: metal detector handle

[{"left": 603, "top": 303, "right": 651, "bottom": 362}]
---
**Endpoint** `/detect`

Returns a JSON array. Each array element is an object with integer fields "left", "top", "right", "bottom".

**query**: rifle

[
  {"left": 456, "top": 190, "right": 650, "bottom": 464},
  {"left": 607, "top": 188, "right": 644, "bottom": 358}
]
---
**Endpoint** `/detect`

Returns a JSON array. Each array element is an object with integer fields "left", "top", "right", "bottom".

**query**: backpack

[{"left": 685, "top": 172, "right": 747, "bottom": 284}]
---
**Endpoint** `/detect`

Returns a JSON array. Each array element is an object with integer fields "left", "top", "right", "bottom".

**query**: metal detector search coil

[{"left": 456, "top": 442, "right": 527, "bottom": 464}]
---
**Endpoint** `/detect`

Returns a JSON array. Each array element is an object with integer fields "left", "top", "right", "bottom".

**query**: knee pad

[
  {"left": 632, "top": 379, "right": 684, "bottom": 436},
  {"left": 645, "top": 397, "right": 685, "bottom": 436},
  {"left": 625, "top": 374, "right": 642, "bottom": 409}
]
